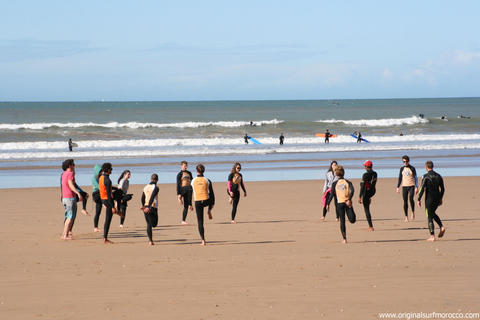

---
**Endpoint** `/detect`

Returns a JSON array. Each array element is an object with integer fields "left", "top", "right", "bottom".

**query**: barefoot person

[
  {"left": 322, "top": 160, "right": 338, "bottom": 221},
  {"left": 227, "top": 162, "right": 247, "bottom": 224},
  {"left": 60, "top": 159, "right": 83, "bottom": 240},
  {"left": 176, "top": 161, "right": 193, "bottom": 225},
  {"left": 117, "top": 170, "right": 132, "bottom": 228},
  {"left": 191, "top": 164, "right": 215, "bottom": 245},
  {"left": 326, "top": 166, "right": 356, "bottom": 243},
  {"left": 91, "top": 165, "right": 103, "bottom": 233},
  {"left": 358, "top": 160, "right": 377, "bottom": 231},
  {"left": 418, "top": 161, "right": 446, "bottom": 241},
  {"left": 140, "top": 174, "right": 159, "bottom": 245},
  {"left": 98, "top": 163, "right": 122, "bottom": 244},
  {"left": 396, "top": 155, "right": 418, "bottom": 221}
]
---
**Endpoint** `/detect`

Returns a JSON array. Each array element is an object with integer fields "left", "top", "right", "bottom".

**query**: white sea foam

[
  {"left": 317, "top": 116, "right": 429, "bottom": 126},
  {"left": 0, "top": 119, "right": 284, "bottom": 131}
]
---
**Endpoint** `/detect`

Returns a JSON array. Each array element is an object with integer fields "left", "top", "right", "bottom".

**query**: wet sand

[{"left": 1, "top": 177, "right": 479, "bottom": 319}]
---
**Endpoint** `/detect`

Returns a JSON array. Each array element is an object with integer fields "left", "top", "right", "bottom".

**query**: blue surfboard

[
  {"left": 350, "top": 134, "right": 370, "bottom": 143},
  {"left": 248, "top": 136, "right": 262, "bottom": 145}
]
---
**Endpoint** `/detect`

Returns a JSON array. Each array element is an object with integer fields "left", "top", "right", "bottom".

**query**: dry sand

[{"left": 1, "top": 177, "right": 479, "bottom": 319}]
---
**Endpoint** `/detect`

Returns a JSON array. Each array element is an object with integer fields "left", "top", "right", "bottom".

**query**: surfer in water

[
  {"left": 325, "top": 130, "right": 332, "bottom": 143},
  {"left": 357, "top": 132, "right": 362, "bottom": 143},
  {"left": 279, "top": 133, "right": 284, "bottom": 145},
  {"left": 244, "top": 134, "right": 249, "bottom": 144},
  {"left": 68, "top": 138, "right": 73, "bottom": 152}
]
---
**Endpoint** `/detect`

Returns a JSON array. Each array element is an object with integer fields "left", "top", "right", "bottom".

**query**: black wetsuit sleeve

[
  {"left": 176, "top": 172, "right": 182, "bottom": 195},
  {"left": 412, "top": 166, "right": 418, "bottom": 188},
  {"left": 348, "top": 180, "right": 355, "bottom": 200},
  {"left": 208, "top": 179, "right": 215, "bottom": 205},
  {"left": 418, "top": 175, "right": 427, "bottom": 201},
  {"left": 141, "top": 191, "right": 146, "bottom": 207},
  {"left": 147, "top": 184, "right": 159, "bottom": 208},
  {"left": 397, "top": 167, "right": 403, "bottom": 188},
  {"left": 104, "top": 176, "right": 114, "bottom": 206},
  {"left": 359, "top": 173, "right": 367, "bottom": 198},
  {"left": 439, "top": 176, "right": 445, "bottom": 199}
]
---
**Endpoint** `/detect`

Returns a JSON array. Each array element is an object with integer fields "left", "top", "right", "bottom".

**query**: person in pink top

[{"left": 61, "top": 159, "right": 83, "bottom": 240}]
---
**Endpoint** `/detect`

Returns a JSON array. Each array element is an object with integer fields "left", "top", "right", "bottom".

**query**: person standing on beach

[
  {"left": 325, "top": 129, "right": 331, "bottom": 143},
  {"left": 99, "top": 163, "right": 122, "bottom": 244},
  {"left": 279, "top": 133, "right": 284, "bottom": 145},
  {"left": 227, "top": 163, "right": 247, "bottom": 224},
  {"left": 117, "top": 170, "right": 132, "bottom": 228},
  {"left": 322, "top": 160, "right": 338, "bottom": 221},
  {"left": 358, "top": 160, "right": 377, "bottom": 231},
  {"left": 418, "top": 161, "right": 446, "bottom": 241},
  {"left": 176, "top": 161, "right": 193, "bottom": 225},
  {"left": 191, "top": 164, "right": 215, "bottom": 245},
  {"left": 60, "top": 159, "right": 83, "bottom": 240},
  {"left": 141, "top": 174, "right": 159, "bottom": 245},
  {"left": 396, "top": 155, "right": 418, "bottom": 222},
  {"left": 91, "top": 165, "right": 104, "bottom": 233},
  {"left": 326, "top": 166, "right": 356, "bottom": 243}
]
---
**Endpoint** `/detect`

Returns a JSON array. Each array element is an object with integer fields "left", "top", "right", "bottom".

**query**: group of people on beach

[
  {"left": 60, "top": 160, "right": 247, "bottom": 246},
  {"left": 321, "top": 156, "right": 446, "bottom": 243}
]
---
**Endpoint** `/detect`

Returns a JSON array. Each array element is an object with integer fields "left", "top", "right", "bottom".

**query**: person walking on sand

[
  {"left": 396, "top": 155, "right": 418, "bottom": 222},
  {"left": 279, "top": 133, "right": 284, "bottom": 145},
  {"left": 322, "top": 160, "right": 339, "bottom": 221},
  {"left": 60, "top": 159, "right": 83, "bottom": 240},
  {"left": 176, "top": 161, "right": 193, "bottom": 225},
  {"left": 98, "top": 163, "right": 123, "bottom": 244},
  {"left": 140, "top": 174, "right": 160, "bottom": 245},
  {"left": 326, "top": 166, "right": 356, "bottom": 243},
  {"left": 227, "top": 163, "right": 247, "bottom": 224},
  {"left": 418, "top": 161, "right": 446, "bottom": 241},
  {"left": 191, "top": 164, "right": 215, "bottom": 245},
  {"left": 358, "top": 160, "right": 377, "bottom": 231}
]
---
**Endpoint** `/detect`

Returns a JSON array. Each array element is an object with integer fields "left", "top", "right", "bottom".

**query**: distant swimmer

[
  {"left": 250, "top": 120, "right": 253, "bottom": 126},
  {"left": 399, "top": 132, "right": 404, "bottom": 136},
  {"left": 279, "top": 133, "right": 284, "bottom": 145},
  {"left": 458, "top": 115, "right": 470, "bottom": 119},
  {"left": 441, "top": 115, "right": 446, "bottom": 120},
  {"left": 419, "top": 114, "right": 425, "bottom": 118}
]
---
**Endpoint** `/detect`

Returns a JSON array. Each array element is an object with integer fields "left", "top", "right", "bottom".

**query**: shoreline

[{"left": 1, "top": 177, "right": 479, "bottom": 319}]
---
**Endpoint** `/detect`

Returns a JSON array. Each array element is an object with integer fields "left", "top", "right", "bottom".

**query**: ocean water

[{"left": 1, "top": 98, "right": 479, "bottom": 188}]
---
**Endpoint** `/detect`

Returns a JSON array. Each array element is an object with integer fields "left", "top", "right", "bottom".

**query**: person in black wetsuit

[
  {"left": 176, "top": 161, "right": 193, "bottom": 225},
  {"left": 325, "top": 129, "right": 331, "bottom": 143},
  {"left": 227, "top": 162, "right": 247, "bottom": 223},
  {"left": 141, "top": 174, "right": 160, "bottom": 245},
  {"left": 358, "top": 160, "right": 377, "bottom": 231},
  {"left": 418, "top": 161, "right": 445, "bottom": 241},
  {"left": 326, "top": 165, "right": 356, "bottom": 243},
  {"left": 279, "top": 133, "right": 284, "bottom": 145},
  {"left": 244, "top": 134, "right": 249, "bottom": 144},
  {"left": 357, "top": 132, "right": 362, "bottom": 143}
]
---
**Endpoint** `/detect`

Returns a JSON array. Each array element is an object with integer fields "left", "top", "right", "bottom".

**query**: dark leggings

[
  {"left": 402, "top": 186, "right": 415, "bottom": 216},
  {"left": 336, "top": 203, "right": 356, "bottom": 239},
  {"left": 362, "top": 193, "right": 375, "bottom": 228},
  {"left": 144, "top": 207, "right": 158, "bottom": 241},
  {"left": 120, "top": 204, "right": 127, "bottom": 225},
  {"left": 101, "top": 200, "right": 114, "bottom": 239},
  {"left": 79, "top": 191, "right": 88, "bottom": 210},
  {"left": 180, "top": 187, "right": 191, "bottom": 222},
  {"left": 231, "top": 191, "right": 240, "bottom": 221},
  {"left": 92, "top": 191, "right": 103, "bottom": 228},
  {"left": 323, "top": 191, "right": 338, "bottom": 218},
  {"left": 195, "top": 200, "right": 212, "bottom": 240},
  {"left": 426, "top": 200, "right": 443, "bottom": 235}
]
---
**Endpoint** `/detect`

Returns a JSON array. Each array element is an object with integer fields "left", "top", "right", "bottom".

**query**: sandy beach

[{"left": 1, "top": 177, "right": 479, "bottom": 319}]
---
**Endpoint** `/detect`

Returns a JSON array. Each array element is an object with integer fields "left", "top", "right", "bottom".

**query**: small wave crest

[{"left": 317, "top": 116, "right": 429, "bottom": 127}]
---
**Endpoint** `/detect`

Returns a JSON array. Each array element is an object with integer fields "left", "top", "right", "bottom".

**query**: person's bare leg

[
  {"left": 365, "top": 227, "right": 374, "bottom": 231},
  {"left": 426, "top": 235, "right": 435, "bottom": 241},
  {"left": 181, "top": 221, "right": 189, "bottom": 225},
  {"left": 411, "top": 212, "right": 415, "bottom": 221},
  {"left": 149, "top": 241, "right": 155, "bottom": 246},
  {"left": 438, "top": 227, "right": 445, "bottom": 238},
  {"left": 103, "top": 238, "right": 114, "bottom": 244},
  {"left": 201, "top": 240, "right": 206, "bottom": 246},
  {"left": 94, "top": 228, "right": 101, "bottom": 232},
  {"left": 61, "top": 219, "right": 74, "bottom": 240}
]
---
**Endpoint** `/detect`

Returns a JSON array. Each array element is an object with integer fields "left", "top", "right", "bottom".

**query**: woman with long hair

[
  {"left": 227, "top": 162, "right": 247, "bottom": 224},
  {"left": 322, "top": 160, "right": 339, "bottom": 221},
  {"left": 117, "top": 170, "right": 132, "bottom": 228}
]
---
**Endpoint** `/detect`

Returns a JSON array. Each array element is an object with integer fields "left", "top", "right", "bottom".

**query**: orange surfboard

[{"left": 315, "top": 133, "right": 337, "bottom": 138}]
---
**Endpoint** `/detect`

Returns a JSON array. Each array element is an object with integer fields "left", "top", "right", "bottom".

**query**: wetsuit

[
  {"left": 397, "top": 164, "right": 418, "bottom": 217},
  {"left": 322, "top": 171, "right": 338, "bottom": 218},
  {"left": 99, "top": 173, "right": 115, "bottom": 240},
  {"left": 227, "top": 172, "right": 246, "bottom": 221},
  {"left": 118, "top": 178, "right": 131, "bottom": 225},
  {"left": 279, "top": 134, "right": 284, "bottom": 145},
  {"left": 418, "top": 170, "right": 445, "bottom": 235},
  {"left": 359, "top": 169, "right": 378, "bottom": 228},
  {"left": 325, "top": 131, "right": 331, "bottom": 143},
  {"left": 191, "top": 175, "right": 215, "bottom": 241},
  {"left": 327, "top": 178, "right": 356, "bottom": 240},
  {"left": 92, "top": 165, "right": 103, "bottom": 229},
  {"left": 141, "top": 181, "right": 159, "bottom": 242},
  {"left": 357, "top": 133, "right": 362, "bottom": 143},
  {"left": 176, "top": 170, "right": 193, "bottom": 222},
  {"left": 244, "top": 135, "right": 249, "bottom": 144}
]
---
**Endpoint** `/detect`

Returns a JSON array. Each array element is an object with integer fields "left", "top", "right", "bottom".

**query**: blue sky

[{"left": 1, "top": 0, "right": 479, "bottom": 101}]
